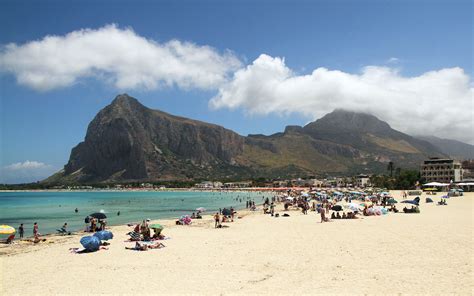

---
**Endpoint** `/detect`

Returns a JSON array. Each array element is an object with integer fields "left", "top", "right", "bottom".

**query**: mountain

[
  {"left": 46, "top": 94, "right": 446, "bottom": 183},
  {"left": 417, "top": 136, "right": 474, "bottom": 160},
  {"left": 46, "top": 94, "right": 250, "bottom": 183}
]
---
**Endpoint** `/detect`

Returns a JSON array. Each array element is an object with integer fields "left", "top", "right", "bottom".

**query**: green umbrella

[
  {"left": 387, "top": 198, "right": 398, "bottom": 204},
  {"left": 149, "top": 224, "right": 164, "bottom": 230}
]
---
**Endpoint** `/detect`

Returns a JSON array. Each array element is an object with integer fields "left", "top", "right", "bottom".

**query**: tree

[{"left": 387, "top": 161, "right": 394, "bottom": 177}]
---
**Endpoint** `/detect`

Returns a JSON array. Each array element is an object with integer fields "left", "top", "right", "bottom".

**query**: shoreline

[{"left": 1, "top": 190, "right": 472, "bottom": 294}]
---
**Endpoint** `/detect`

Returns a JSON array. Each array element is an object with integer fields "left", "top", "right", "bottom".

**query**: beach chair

[{"left": 57, "top": 228, "right": 71, "bottom": 235}]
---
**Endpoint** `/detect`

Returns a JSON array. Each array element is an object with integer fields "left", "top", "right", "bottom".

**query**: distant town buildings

[
  {"left": 355, "top": 174, "right": 370, "bottom": 187},
  {"left": 420, "top": 158, "right": 463, "bottom": 183}
]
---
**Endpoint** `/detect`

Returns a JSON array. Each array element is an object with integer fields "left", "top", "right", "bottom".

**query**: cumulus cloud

[
  {"left": 1, "top": 161, "right": 56, "bottom": 184},
  {"left": 210, "top": 54, "right": 474, "bottom": 144},
  {"left": 0, "top": 24, "right": 241, "bottom": 91}
]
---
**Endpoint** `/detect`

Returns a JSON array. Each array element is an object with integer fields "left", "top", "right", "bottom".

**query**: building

[
  {"left": 355, "top": 174, "right": 370, "bottom": 188},
  {"left": 461, "top": 160, "right": 474, "bottom": 179},
  {"left": 420, "top": 158, "right": 463, "bottom": 183},
  {"left": 223, "top": 181, "right": 252, "bottom": 188},
  {"left": 194, "top": 181, "right": 222, "bottom": 189}
]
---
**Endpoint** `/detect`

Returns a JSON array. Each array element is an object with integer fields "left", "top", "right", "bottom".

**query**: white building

[{"left": 355, "top": 174, "right": 370, "bottom": 187}]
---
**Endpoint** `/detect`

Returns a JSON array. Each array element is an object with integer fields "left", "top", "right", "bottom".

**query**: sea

[{"left": 0, "top": 190, "right": 271, "bottom": 236}]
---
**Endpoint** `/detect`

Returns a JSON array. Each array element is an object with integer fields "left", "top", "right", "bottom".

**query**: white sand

[{"left": 1, "top": 191, "right": 473, "bottom": 295}]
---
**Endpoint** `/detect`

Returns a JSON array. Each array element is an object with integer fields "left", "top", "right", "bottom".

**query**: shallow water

[{"left": 0, "top": 191, "right": 270, "bottom": 236}]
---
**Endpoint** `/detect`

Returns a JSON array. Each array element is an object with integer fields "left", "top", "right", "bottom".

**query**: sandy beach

[{"left": 0, "top": 190, "right": 472, "bottom": 295}]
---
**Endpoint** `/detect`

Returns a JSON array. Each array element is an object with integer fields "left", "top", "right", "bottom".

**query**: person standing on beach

[
  {"left": 19, "top": 223, "right": 24, "bottom": 239},
  {"left": 33, "top": 222, "right": 38, "bottom": 238},
  {"left": 214, "top": 212, "right": 220, "bottom": 228}
]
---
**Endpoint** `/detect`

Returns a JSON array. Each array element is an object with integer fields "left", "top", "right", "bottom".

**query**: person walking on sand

[
  {"left": 33, "top": 222, "right": 38, "bottom": 238},
  {"left": 214, "top": 212, "right": 221, "bottom": 228},
  {"left": 19, "top": 223, "right": 24, "bottom": 239}
]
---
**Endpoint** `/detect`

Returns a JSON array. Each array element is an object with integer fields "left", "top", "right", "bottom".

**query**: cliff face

[
  {"left": 47, "top": 94, "right": 447, "bottom": 183},
  {"left": 61, "top": 94, "right": 245, "bottom": 182}
]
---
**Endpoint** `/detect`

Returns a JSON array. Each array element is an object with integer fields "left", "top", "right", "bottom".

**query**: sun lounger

[{"left": 57, "top": 228, "right": 71, "bottom": 235}]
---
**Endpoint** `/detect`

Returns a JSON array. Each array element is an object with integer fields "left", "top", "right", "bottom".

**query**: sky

[{"left": 0, "top": 0, "right": 472, "bottom": 183}]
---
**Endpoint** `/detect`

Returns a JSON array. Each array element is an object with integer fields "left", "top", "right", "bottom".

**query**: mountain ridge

[{"left": 46, "top": 94, "right": 447, "bottom": 183}]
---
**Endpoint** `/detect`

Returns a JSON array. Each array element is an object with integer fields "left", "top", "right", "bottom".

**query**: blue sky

[{"left": 0, "top": 0, "right": 472, "bottom": 183}]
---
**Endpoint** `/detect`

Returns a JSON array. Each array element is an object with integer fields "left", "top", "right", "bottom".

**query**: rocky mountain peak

[{"left": 304, "top": 109, "right": 391, "bottom": 134}]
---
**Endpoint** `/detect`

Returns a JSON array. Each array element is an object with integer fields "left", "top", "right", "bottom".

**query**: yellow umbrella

[{"left": 0, "top": 225, "right": 15, "bottom": 235}]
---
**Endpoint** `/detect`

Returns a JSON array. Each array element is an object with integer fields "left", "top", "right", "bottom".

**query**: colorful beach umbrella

[{"left": 0, "top": 225, "right": 15, "bottom": 235}]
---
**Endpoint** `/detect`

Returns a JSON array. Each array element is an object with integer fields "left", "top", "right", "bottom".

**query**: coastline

[{"left": 1, "top": 190, "right": 472, "bottom": 295}]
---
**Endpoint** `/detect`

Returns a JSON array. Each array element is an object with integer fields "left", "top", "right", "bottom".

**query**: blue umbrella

[
  {"left": 93, "top": 230, "right": 113, "bottom": 241},
  {"left": 401, "top": 200, "right": 419, "bottom": 206},
  {"left": 80, "top": 235, "right": 101, "bottom": 251}
]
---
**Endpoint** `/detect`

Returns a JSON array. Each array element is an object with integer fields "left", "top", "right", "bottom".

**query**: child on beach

[{"left": 214, "top": 212, "right": 221, "bottom": 228}]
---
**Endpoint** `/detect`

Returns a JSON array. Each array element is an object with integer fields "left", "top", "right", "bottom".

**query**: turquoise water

[{"left": 0, "top": 191, "right": 270, "bottom": 236}]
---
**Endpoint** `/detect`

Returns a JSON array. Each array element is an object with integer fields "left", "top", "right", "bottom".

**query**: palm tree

[{"left": 387, "top": 161, "right": 394, "bottom": 177}]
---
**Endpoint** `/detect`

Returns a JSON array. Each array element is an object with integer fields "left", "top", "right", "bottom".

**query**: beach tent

[
  {"left": 0, "top": 225, "right": 15, "bottom": 242},
  {"left": 80, "top": 235, "right": 101, "bottom": 251},
  {"left": 93, "top": 230, "right": 113, "bottom": 241}
]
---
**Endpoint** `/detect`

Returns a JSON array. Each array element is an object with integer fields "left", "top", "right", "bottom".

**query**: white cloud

[
  {"left": 0, "top": 24, "right": 241, "bottom": 91},
  {"left": 210, "top": 54, "right": 474, "bottom": 144},
  {"left": 4, "top": 160, "right": 51, "bottom": 170},
  {"left": 1, "top": 161, "right": 56, "bottom": 184},
  {"left": 387, "top": 57, "right": 399, "bottom": 63}
]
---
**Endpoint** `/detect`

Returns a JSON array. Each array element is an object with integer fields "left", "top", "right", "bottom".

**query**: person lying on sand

[{"left": 125, "top": 241, "right": 165, "bottom": 251}]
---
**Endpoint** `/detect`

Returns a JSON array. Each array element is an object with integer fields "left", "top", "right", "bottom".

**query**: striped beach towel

[{"left": 129, "top": 231, "right": 141, "bottom": 241}]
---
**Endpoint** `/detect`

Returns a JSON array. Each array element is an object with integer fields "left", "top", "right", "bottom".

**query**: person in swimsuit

[
  {"left": 33, "top": 222, "right": 38, "bottom": 238},
  {"left": 214, "top": 212, "right": 221, "bottom": 228}
]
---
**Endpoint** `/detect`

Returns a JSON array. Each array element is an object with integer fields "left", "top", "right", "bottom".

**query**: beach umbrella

[
  {"left": 401, "top": 200, "right": 419, "bottom": 206},
  {"left": 425, "top": 198, "right": 433, "bottom": 203},
  {"left": 0, "top": 225, "right": 15, "bottom": 242},
  {"left": 196, "top": 207, "right": 206, "bottom": 212},
  {"left": 89, "top": 212, "right": 107, "bottom": 219},
  {"left": 0, "top": 225, "right": 15, "bottom": 235},
  {"left": 93, "top": 230, "right": 113, "bottom": 241},
  {"left": 331, "top": 205, "right": 343, "bottom": 211},
  {"left": 80, "top": 235, "right": 101, "bottom": 251},
  {"left": 441, "top": 195, "right": 449, "bottom": 199},
  {"left": 387, "top": 198, "right": 398, "bottom": 204},
  {"left": 346, "top": 203, "right": 362, "bottom": 212},
  {"left": 149, "top": 224, "right": 164, "bottom": 230}
]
